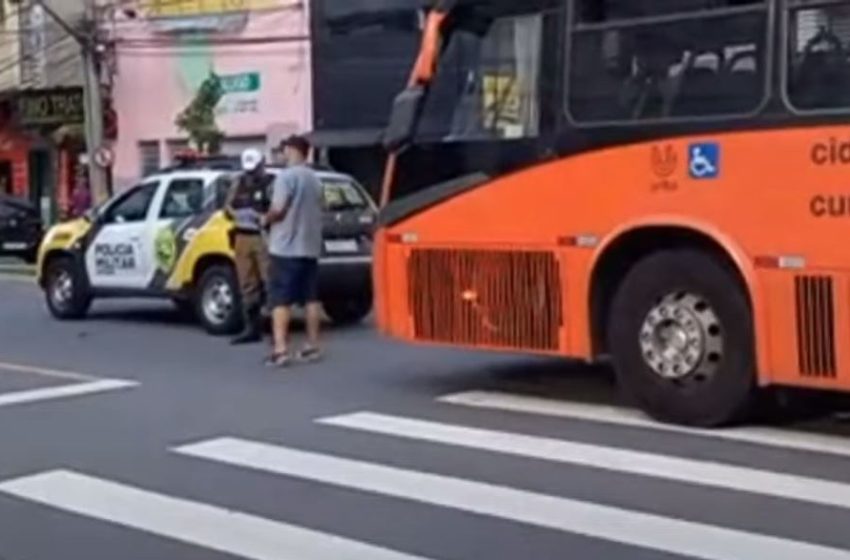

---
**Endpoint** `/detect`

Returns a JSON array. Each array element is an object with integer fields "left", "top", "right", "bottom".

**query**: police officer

[{"left": 225, "top": 148, "right": 273, "bottom": 345}]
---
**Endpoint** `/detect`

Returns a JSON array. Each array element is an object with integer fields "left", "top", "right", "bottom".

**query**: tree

[{"left": 175, "top": 72, "right": 225, "bottom": 155}]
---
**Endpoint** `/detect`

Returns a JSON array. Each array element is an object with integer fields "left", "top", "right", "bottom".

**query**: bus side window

[
  {"left": 567, "top": 0, "right": 769, "bottom": 124},
  {"left": 786, "top": 5, "right": 850, "bottom": 112}
]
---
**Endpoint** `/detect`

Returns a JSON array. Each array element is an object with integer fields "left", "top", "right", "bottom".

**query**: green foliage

[{"left": 175, "top": 72, "right": 225, "bottom": 155}]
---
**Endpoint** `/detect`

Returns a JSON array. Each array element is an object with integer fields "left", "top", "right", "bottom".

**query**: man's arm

[
  {"left": 223, "top": 176, "right": 239, "bottom": 219},
  {"left": 265, "top": 173, "right": 292, "bottom": 226}
]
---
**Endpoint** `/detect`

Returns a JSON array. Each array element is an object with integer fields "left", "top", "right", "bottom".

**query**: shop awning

[
  {"left": 309, "top": 128, "right": 385, "bottom": 148},
  {"left": 323, "top": 0, "right": 425, "bottom": 24}
]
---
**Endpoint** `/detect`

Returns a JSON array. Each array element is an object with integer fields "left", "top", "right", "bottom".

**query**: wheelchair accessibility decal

[{"left": 689, "top": 142, "right": 720, "bottom": 180}]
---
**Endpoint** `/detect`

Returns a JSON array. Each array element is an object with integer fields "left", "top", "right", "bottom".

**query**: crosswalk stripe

[
  {"left": 175, "top": 437, "right": 850, "bottom": 560},
  {"left": 0, "top": 470, "right": 431, "bottom": 560},
  {"left": 0, "top": 361, "right": 95, "bottom": 382},
  {"left": 439, "top": 391, "right": 850, "bottom": 457},
  {"left": 0, "top": 379, "right": 138, "bottom": 409},
  {"left": 319, "top": 411, "right": 850, "bottom": 509}
]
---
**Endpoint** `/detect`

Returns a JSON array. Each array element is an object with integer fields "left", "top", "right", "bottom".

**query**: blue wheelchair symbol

[{"left": 689, "top": 143, "right": 720, "bottom": 180}]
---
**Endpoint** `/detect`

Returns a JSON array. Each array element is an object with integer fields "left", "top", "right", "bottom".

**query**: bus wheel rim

[{"left": 638, "top": 292, "right": 724, "bottom": 384}]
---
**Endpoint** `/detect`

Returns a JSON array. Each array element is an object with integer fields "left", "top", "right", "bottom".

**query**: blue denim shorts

[{"left": 268, "top": 256, "right": 319, "bottom": 308}]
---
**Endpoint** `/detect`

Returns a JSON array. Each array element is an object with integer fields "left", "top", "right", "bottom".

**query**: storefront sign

[
  {"left": 220, "top": 72, "right": 261, "bottom": 94},
  {"left": 217, "top": 72, "right": 262, "bottom": 115},
  {"left": 146, "top": 0, "right": 276, "bottom": 32},
  {"left": 148, "top": 0, "right": 277, "bottom": 18},
  {"left": 16, "top": 88, "right": 85, "bottom": 127}
]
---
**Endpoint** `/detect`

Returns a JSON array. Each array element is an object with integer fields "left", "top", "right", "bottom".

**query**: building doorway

[
  {"left": 0, "top": 160, "right": 12, "bottom": 195},
  {"left": 28, "top": 150, "right": 55, "bottom": 223}
]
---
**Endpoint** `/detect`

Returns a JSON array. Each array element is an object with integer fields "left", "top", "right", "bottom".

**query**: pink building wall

[{"left": 110, "top": 1, "right": 312, "bottom": 189}]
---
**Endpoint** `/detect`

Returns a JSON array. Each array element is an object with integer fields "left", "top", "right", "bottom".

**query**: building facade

[
  {"left": 108, "top": 0, "right": 312, "bottom": 190},
  {"left": 0, "top": 0, "right": 89, "bottom": 223}
]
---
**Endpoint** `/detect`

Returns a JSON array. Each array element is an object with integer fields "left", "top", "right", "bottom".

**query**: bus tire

[{"left": 607, "top": 249, "right": 755, "bottom": 427}]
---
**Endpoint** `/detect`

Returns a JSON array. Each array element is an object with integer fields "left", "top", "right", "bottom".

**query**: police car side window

[
  {"left": 105, "top": 183, "right": 158, "bottom": 224},
  {"left": 211, "top": 175, "right": 235, "bottom": 209},
  {"left": 160, "top": 179, "right": 205, "bottom": 219}
]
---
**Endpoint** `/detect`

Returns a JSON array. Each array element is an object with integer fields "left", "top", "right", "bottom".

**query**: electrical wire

[
  {"left": 0, "top": 35, "right": 75, "bottom": 84},
  {"left": 0, "top": 0, "right": 85, "bottom": 84}
]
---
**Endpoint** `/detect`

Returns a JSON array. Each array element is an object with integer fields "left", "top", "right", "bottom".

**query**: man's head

[
  {"left": 279, "top": 135, "right": 311, "bottom": 166},
  {"left": 241, "top": 148, "right": 266, "bottom": 177}
]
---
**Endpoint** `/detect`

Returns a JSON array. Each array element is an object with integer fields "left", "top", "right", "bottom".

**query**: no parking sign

[{"left": 93, "top": 146, "right": 113, "bottom": 169}]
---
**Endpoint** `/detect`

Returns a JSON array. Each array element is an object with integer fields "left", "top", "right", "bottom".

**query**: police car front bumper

[{"left": 318, "top": 255, "right": 372, "bottom": 301}]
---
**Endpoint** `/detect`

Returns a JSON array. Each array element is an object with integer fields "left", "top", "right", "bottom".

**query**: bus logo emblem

[
  {"left": 651, "top": 145, "right": 678, "bottom": 179},
  {"left": 689, "top": 142, "right": 720, "bottom": 180}
]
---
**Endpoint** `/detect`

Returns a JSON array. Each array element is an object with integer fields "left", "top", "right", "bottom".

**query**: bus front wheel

[{"left": 607, "top": 249, "right": 755, "bottom": 428}]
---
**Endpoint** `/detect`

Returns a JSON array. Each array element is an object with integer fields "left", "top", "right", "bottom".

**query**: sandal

[
  {"left": 264, "top": 352, "right": 292, "bottom": 368},
  {"left": 296, "top": 346, "right": 323, "bottom": 363}
]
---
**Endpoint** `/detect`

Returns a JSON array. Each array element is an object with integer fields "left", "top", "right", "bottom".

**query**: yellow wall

[{"left": 148, "top": 0, "right": 280, "bottom": 17}]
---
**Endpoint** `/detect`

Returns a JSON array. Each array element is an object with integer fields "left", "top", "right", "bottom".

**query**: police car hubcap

[
  {"left": 202, "top": 279, "right": 234, "bottom": 324},
  {"left": 52, "top": 271, "right": 74, "bottom": 306},
  {"left": 638, "top": 292, "right": 723, "bottom": 382}
]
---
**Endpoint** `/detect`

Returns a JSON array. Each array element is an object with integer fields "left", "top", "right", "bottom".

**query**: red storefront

[{"left": 0, "top": 88, "right": 89, "bottom": 223}]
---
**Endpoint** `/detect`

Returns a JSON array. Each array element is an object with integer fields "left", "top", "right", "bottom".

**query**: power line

[
  {"left": 0, "top": 36, "right": 75, "bottom": 87},
  {"left": 31, "top": 0, "right": 86, "bottom": 45}
]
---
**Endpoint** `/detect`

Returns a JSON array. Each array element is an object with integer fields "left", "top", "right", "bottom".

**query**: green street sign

[{"left": 219, "top": 72, "right": 261, "bottom": 94}]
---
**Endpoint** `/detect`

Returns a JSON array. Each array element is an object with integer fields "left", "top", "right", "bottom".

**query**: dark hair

[{"left": 280, "top": 135, "right": 311, "bottom": 156}]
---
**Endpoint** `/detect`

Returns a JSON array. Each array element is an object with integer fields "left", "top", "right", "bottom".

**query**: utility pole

[
  {"left": 33, "top": 0, "right": 109, "bottom": 204},
  {"left": 81, "top": 1, "right": 108, "bottom": 204}
]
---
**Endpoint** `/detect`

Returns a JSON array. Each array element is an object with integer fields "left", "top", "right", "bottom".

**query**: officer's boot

[{"left": 231, "top": 303, "right": 262, "bottom": 345}]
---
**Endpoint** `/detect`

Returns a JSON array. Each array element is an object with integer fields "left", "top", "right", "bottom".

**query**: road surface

[{"left": 1, "top": 276, "right": 850, "bottom": 560}]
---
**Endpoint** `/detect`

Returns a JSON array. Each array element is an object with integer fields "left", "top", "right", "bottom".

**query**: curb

[
  {"left": 0, "top": 266, "right": 34, "bottom": 277},
  {"left": 0, "top": 274, "right": 35, "bottom": 284}
]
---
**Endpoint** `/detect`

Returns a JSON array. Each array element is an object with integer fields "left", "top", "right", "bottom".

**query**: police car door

[
  {"left": 147, "top": 174, "right": 208, "bottom": 289},
  {"left": 85, "top": 180, "right": 160, "bottom": 290}
]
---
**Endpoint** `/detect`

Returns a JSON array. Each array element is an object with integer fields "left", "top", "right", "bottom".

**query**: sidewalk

[{"left": 0, "top": 258, "right": 35, "bottom": 277}]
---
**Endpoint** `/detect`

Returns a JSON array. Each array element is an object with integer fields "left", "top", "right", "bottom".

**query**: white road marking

[
  {"left": 0, "top": 379, "right": 138, "bottom": 409},
  {"left": 320, "top": 412, "right": 850, "bottom": 509},
  {"left": 0, "top": 470, "right": 429, "bottom": 560},
  {"left": 439, "top": 391, "right": 850, "bottom": 457},
  {"left": 0, "top": 361, "right": 96, "bottom": 382},
  {"left": 175, "top": 437, "right": 850, "bottom": 560}
]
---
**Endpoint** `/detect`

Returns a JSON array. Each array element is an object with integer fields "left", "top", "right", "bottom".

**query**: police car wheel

[
  {"left": 45, "top": 257, "right": 91, "bottom": 320},
  {"left": 607, "top": 249, "right": 756, "bottom": 428},
  {"left": 323, "top": 297, "right": 372, "bottom": 325},
  {"left": 196, "top": 264, "right": 240, "bottom": 336}
]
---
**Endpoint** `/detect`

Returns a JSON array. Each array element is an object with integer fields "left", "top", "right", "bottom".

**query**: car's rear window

[{"left": 321, "top": 178, "right": 370, "bottom": 211}]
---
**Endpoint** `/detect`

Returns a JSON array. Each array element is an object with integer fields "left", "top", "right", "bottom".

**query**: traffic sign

[{"left": 93, "top": 146, "right": 113, "bottom": 168}]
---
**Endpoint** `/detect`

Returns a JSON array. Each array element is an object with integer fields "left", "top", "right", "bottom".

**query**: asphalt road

[{"left": 3, "top": 276, "right": 850, "bottom": 560}]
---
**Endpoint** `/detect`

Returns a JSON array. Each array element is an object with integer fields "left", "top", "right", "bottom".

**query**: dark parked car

[{"left": 0, "top": 195, "right": 42, "bottom": 263}]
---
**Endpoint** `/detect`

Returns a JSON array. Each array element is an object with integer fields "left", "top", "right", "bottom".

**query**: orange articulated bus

[{"left": 373, "top": 0, "right": 850, "bottom": 427}]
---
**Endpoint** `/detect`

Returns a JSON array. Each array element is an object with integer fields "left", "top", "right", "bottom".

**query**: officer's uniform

[{"left": 227, "top": 170, "right": 272, "bottom": 343}]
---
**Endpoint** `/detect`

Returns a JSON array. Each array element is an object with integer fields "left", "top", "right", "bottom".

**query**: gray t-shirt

[{"left": 268, "top": 165, "right": 323, "bottom": 258}]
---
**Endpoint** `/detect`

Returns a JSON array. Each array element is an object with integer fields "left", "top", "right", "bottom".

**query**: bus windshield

[{"left": 416, "top": 12, "right": 544, "bottom": 142}]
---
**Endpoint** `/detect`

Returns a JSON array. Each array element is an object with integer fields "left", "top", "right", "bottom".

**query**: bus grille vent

[
  {"left": 408, "top": 249, "right": 562, "bottom": 351},
  {"left": 795, "top": 275, "right": 837, "bottom": 378}
]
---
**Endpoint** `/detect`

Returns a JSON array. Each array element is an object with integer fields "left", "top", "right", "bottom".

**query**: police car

[{"left": 36, "top": 161, "right": 376, "bottom": 334}]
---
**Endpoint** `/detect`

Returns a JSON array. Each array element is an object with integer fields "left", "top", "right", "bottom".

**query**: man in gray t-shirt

[
  {"left": 263, "top": 135, "right": 325, "bottom": 367},
  {"left": 268, "top": 165, "right": 323, "bottom": 259}
]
